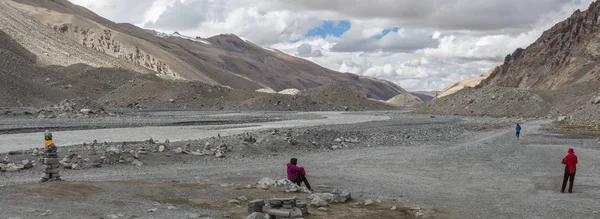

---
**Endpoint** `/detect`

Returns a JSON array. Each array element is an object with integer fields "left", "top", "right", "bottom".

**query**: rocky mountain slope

[
  {"left": 3, "top": 0, "right": 404, "bottom": 100},
  {"left": 420, "top": 1, "right": 600, "bottom": 126},
  {"left": 0, "top": 27, "right": 394, "bottom": 112},
  {"left": 480, "top": 2, "right": 600, "bottom": 89}
]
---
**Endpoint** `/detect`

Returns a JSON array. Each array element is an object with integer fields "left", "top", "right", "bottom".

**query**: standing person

[
  {"left": 561, "top": 148, "right": 578, "bottom": 193},
  {"left": 286, "top": 158, "right": 312, "bottom": 191},
  {"left": 516, "top": 123, "right": 522, "bottom": 139}
]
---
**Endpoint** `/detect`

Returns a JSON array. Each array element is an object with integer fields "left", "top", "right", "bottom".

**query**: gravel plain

[{"left": 0, "top": 111, "right": 599, "bottom": 219}]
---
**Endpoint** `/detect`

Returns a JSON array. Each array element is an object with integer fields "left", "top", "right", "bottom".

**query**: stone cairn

[
  {"left": 266, "top": 198, "right": 307, "bottom": 218},
  {"left": 40, "top": 130, "right": 61, "bottom": 182},
  {"left": 138, "top": 145, "right": 148, "bottom": 154},
  {"left": 88, "top": 140, "right": 97, "bottom": 155}
]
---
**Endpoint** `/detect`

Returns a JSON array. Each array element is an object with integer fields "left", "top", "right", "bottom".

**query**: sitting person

[{"left": 286, "top": 158, "right": 312, "bottom": 191}]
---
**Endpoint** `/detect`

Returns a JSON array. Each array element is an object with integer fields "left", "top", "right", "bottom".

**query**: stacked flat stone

[
  {"left": 266, "top": 198, "right": 306, "bottom": 218},
  {"left": 88, "top": 141, "right": 97, "bottom": 155},
  {"left": 247, "top": 199, "right": 265, "bottom": 214},
  {"left": 184, "top": 143, "right": 191, "bottom": 153},
  {"left": 41, "top": 130, "right": 61, "bottom": 182},
  {"left": 138, "top": 145, "right": 147, "bottom": 154}
]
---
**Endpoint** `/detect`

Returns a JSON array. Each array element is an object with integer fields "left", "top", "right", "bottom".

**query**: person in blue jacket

[{"left": 516, "top": 123, "right": 521, "bottom": 139}]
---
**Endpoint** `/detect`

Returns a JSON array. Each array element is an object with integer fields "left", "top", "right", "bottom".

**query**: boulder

[
  {"left": 557, "top": 116, "right": 568, "bottom": 122},
  {"left": 257, "top": 178, "right": 277, "bottom": 189},
  {"left": 79, "top": 109, "right": 93, "bottom": 114},
  {"left": 106, "top": 146, "right": 120, "bottom": 155},
  {"left": 308, "top": 193, "right": 335, "bottom": 202},
  {"left": 174, "top": 147, "right": 184, "bottom": 154},
  {"left": 310, "top": 197, "right": 328, "bottom": 207},
  {"left": 332, "top": 190, "right": 351, "bottom": 202},
  {"left": 215, "top": 150, "right": 224, "bottom": 158},
  {"left": 267, "top": 209, "right": 291, "bottom": 217},
  {"left": 364, "top": 199, "right": 375, "bottom": 205},
  {"left": 22, "top": 160, "right": 33, "bottom": 169},
  {"left": 228, "top": 199, "right": 241, "bottom": 204},
  {"left": 593, "top": 96, "right": 600, "bottom": 104}
]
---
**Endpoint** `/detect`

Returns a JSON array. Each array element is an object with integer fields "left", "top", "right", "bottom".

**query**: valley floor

[{"left": 0, "top": 111, "right": 598, "bottom": 219}]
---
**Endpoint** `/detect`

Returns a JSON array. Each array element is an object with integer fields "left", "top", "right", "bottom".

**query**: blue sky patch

[
  {"left": 374, "top": 27, "right": 399, "bottom": 40},
  {"left": 304, "top": 20, "right": 351, "bottom": 39}
]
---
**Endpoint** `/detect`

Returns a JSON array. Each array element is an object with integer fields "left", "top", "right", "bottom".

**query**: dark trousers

[
  {"left": 561, "top": 166, "right": 576, "bottom": 193},
  {"left": 516, "top": 132, "right": 520, "bottom": 139},
  {"left": 292, "top": 175, "right": 312, "bottom": 190}
]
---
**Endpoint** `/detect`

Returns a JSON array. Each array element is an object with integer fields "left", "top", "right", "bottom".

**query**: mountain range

[{"left": 1, "top": 0, "right": 406, "bottom": 102}]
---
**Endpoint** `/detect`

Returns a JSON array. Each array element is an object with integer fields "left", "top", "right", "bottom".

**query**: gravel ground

[{"left": 0, "top": 112, "right": 599, "bottom": 219}]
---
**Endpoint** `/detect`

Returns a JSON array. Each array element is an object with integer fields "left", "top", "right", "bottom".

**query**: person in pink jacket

[{"left": 286, "top": 158, "right": 312, "bottom": 191}]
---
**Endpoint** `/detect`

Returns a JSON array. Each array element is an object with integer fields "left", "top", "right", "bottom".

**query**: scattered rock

[
  {"left": 167, "top": 206, "right": 177, "bottom": 210},
  {"left": 106, "top": 146, "right": 120, "bottom": 155},
  {"left": 22, "top": 160, "right": 33, "bottom": 169},
  {"left": 228, "top": 199, "right": 241, "bottom": 204},
  {"left": 332, "top": 190, "right": 351, "bottom": 202},
  {"left": 557, "top": 116, "right": 568, "bottom": 122},
  {"left": 158, "top": 145, "right": 165, "bottom": 152},
  {"left": 80, "top": 109, "right": 93, "bottom": 114},
  {"left": 318, "top": 207, "right": 328, "bottom": 211},
  {"left": 148, "top": 208, "right": 158, "bottom": 212},
  {"left": 245, "top": 212, "right": 266, "bottom": 219},
  {"left": 391, "top": 206, "right": 397, "bottom": 211},
  {"left": 107, "top": 215, "right": 120, "bottom": 219},
  {"left": 215, "top": 151, "right": 224, "bottom": 158},
  {"left": 593, "top": 96, "right": 600, "bottom": 104},
  {"left": 131, "top": 160, "right": 143, "bottom": 166},
  {"left": 364, "top": 199, "right": 375, "bottom": 205},
  {"left": 40, "top": 210, "right": 52, "bottom": 217},
  {"left": 310, "top": 197, "right": 328, "bottom": 207},
  {"left": 237, "top": 196, "right": 248, "bottom": 202},
  {"left": 174, "top": 147, "right": 184, "bottom": 154}
]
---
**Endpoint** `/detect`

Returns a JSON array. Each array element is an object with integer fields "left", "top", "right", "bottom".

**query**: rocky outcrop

[{"left": 480, "top": 2, "right": 600, "bottom": 90}]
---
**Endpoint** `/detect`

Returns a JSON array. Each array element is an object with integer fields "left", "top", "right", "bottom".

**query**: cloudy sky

[{"left": 69, "top": 0, "right": 594, "bottom": 91}]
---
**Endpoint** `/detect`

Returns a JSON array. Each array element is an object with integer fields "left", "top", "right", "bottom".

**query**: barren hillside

[
  {"left": 480, "top": 1, "right": 600, "bottom": 89},
  {"left": 5, "top": 0, "right": 405, "bottom": 100}
]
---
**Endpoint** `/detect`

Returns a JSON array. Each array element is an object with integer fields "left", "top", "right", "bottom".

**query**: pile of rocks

[
  {"left": 242, "top": 132, "right": 257, "bottom": 144},
  {"left": 256, "top": 178, "right": 311, "bottom": 193},
  {"left": 309, "top": 190, "right": 352, "bottom": 208},
  {"left": 266, "top": 198, "right": 306, "bottom": 218},
  {"left": 0, "top": 157, "right": 33, "bottom": 172},
  {"left": 245, "top": 198, "right": 307, "bottom": 219},
  {"left": 201, "top": 142, "right": 231, "bottom": 158}
]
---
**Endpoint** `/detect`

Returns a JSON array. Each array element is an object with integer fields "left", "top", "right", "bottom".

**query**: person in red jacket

[
  {"left": 286, "top": 158, "right": 312, "bottom": 191},
  {"left": 561, "top": 148, "right": 578, "bottom": 193}
]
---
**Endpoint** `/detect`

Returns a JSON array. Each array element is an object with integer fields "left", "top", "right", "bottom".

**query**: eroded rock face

[{"left": 481, "top": 2, "right": 600, "bottom": 90}]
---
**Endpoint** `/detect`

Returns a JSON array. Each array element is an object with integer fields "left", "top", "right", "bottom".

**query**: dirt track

[{"left": 1, "top": 112, "right": 599, "bottom": 219}]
